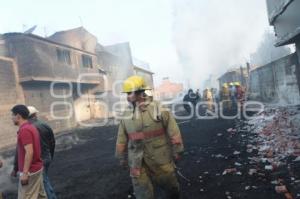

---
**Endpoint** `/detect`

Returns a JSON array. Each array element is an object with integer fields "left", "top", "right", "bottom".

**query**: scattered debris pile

[
  {"left": 246, "top": 106, "right": 300, "bottom": 161},
  {"left": 240, "top": 105, "right": 300, "bottom": 198}
]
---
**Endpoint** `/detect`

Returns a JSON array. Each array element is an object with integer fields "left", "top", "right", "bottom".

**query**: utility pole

[
  {"left": 79, "top": 16, "right": 84, "bottom": 27},
  {"left": 240, "top": 65, "right": 244, "bottom": 86},
  {"left": 295, "top": 42, "right": 300, "bottom": 94},
  {"left": 246, "top": 62, "right": 251, "bottom": 87}
]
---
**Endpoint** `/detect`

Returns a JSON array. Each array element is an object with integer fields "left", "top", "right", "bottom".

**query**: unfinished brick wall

[
  {"left": 22, "top": 82, "right": 77, "bottom": 133},
  {"left": 0, "top": 58, "right": 23, "bottom": 148}
]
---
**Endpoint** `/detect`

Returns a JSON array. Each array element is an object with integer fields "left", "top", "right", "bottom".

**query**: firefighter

[
  {"left": 183, "top": 89, "right": 199, "bottom": 114},
  {"left": 229, "top": 82, "right": 237, "bottom": 109},
  {"left": 203, "top": 88, "right": 213, "bottom": 112},
  {"left": 115, "top": 75, "right": 184, "bottom": 199},
  {"left": 220, "top": 83, "right": 230, "bottom": 110},
  {"left": 234, "top": 82, "right": 243, "bottom": 101},
  {"left": 195, "top": 89, "right": 201, "bottom": 101},
  {"left": 27, "top": 106, "right": 57, "bottom": 199},
  {"left": 221, "top": 83, "right": 230, "bottom": 101},
  {"left": 235, "top": 82, "right": 245, "bottom": 110}
]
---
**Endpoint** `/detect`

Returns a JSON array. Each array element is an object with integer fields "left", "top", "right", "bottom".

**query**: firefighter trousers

[{"left": 131, "top": 162, "right": 180, "bottom": 199}]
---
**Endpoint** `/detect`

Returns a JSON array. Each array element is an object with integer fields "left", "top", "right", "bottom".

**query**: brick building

[
  {"left": 0, "top": 27, "right": 153, "bottom": 148},
  {"left": 155, "top": 77, "right": 183, "bottom": 100}
]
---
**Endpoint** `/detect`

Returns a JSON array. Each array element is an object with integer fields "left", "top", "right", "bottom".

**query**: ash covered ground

[{"left": 2, "top": 109, "right": 300, "bottom": 199}]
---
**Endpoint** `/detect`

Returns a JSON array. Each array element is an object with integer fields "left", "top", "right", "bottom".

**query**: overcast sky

[{"left": 0, "top": 0, "right": 270, "bottom": 89}]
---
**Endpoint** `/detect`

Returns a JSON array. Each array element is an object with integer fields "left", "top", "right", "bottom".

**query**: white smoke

[
  {"left": 172, "top": 0, "right": 269, "bottom": 89},
  {"left": 250, "top": 30, "right": 292, "bottom": 67}
]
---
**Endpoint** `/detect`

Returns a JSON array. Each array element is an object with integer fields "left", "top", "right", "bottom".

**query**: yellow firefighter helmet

[
  {"left": 122, "top": 75, "right": 150, "bottom": 93},
  {"left": 233, "top": 82, "right": 241, "bottom": 86}
]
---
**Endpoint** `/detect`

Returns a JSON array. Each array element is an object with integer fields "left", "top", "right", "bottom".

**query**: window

[
  {"left": 81, "top": 54, "right": 93, "bottom": 68},
  {"left": 56, "top": 48, "right": 71, "bottom": 65}
]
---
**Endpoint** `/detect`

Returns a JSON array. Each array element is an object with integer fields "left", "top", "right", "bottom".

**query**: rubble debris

[
  {"left": 284, "top": 193, "right": 293, "bottom": 199},
  {"left": 214, "top": 154, "right": 225, "bottom": 158},
  {"left": 265, "top": 165, "right": 273, "bottom": 170},
  {"left": 227, "top": 128, "right": 234, "bottom": 132},
  {"left": 275, "top": 185, "right": 288, "bottom": 193},
  {"left": 232, "top": 105, "right": 300, "bottom": 198},
  {"left": 227, "top": 128, "right": 237, "bottom": 133},
  {"left": 293, "top": 156, "right": 300, "bottom": 162},
  {"left": 236, "top": 171, "right": 242, "bottom": 175},
  {"left": 225, "top": 191, "right": 232, "bottom": 199},
  {"left": 177, "top": 170, "right": 191, "bottom": 182},
  {"left": 248, "top": 169, "right": 257, "bottom": 176},
  {"left": 246, "top": 148, "right": 253, "bottom": 153},
  {"left": 271, "top": 180, "right": 279, "bottom": 185},
  {"left": 261, "top": 158, "right": 268, "bottom": 163},
  {"left": 222, "top": 168, "right": 237, "bottom": 175},
  {"left": 244, "top": 107, "right": 300, "bottom": 167}
]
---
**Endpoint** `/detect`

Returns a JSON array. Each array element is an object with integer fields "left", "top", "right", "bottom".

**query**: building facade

[
  {"left": 155, "top": 77, "right": 183, "bottom": 100},
  {"left": 248, "top": 53, "right": 300, "bottom": 104},
  {"left": 0, "top": 27, "right": 154, "bottom": 148},
  {"left": 266, "top": 0, "right": 300, "bottom": 92}
]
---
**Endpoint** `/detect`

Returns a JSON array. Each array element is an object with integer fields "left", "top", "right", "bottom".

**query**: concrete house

[{"left": 0, "top": 27, "right": 154, "bottom": 148}]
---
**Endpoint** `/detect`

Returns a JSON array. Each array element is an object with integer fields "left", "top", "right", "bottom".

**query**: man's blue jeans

[{"left": 43, "top": 160, "right": 57, "bottom": 199}]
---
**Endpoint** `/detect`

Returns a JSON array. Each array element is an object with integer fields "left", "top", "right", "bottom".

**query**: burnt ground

[{"left": 3, "top": 117, "right": 300, "bottom": 199}]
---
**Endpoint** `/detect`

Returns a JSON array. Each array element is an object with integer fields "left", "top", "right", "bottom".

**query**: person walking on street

[
  {"left": 11, "top": 105, "right": 47, "bottom": 199},
  {"left": 183, "top": 89, "right": 199, "bottom": 115},
  {"left": 27, "top": 106, "right": 57, "bottom": 199},
  {"left": 229, "top": 83, "right": 237, "bottom": 110},
  {"left": 116, "top": 75, "right": 184, "bottom": 199},
  {"left": 195, "top": 89, "right": 201, "bottom": 101},
  {"left": 203, "top": 88, "right": 214, "bottom": 112}
]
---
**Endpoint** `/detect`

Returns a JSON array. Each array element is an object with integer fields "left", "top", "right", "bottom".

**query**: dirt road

[{"left": 4, "top": 117, "right": 296, "bottom": 199}]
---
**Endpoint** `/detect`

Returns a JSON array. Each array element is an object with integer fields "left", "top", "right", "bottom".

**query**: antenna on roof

[
  {"left": 24, "top": 25, "right": 37, "bottom": 34},
  {"left": 22, "top": 24, "right": 27, "bottom": 32},
  {"left": 79, "top": 16, "right": 84, "bottom": 27},
  {"left": 43, "top": 26, "right": 48, "bottom": 37}
]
